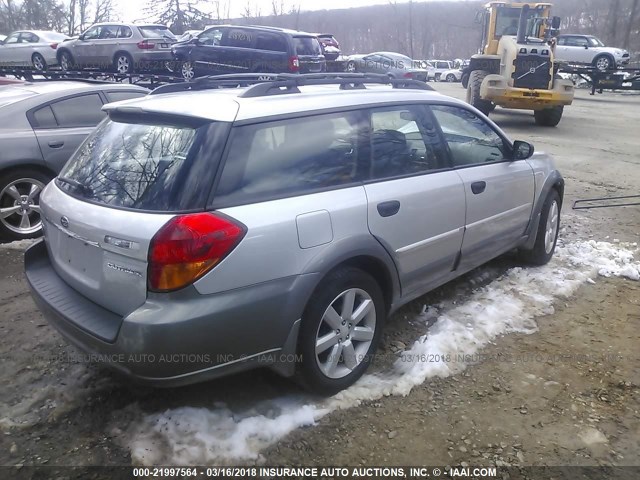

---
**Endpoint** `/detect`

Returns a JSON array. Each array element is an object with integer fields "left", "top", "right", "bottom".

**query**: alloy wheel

[
  {"left": 182, "top": 62, "right": 195, "bottom": 81},
  {"left": 116, "top": 55, "right": 131, "bottom": 74},
  {"left": 315, "top": 288, "right": 376, "bottom": 379},
  {"left": 0, "top": 178, "right": 45, "bottom": 236},
  {"left": 544, "top": 200, "right": 559, "bottom": 254}
]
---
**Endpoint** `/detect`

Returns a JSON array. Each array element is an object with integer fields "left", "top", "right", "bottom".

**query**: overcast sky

[{"left": 116, "top": 0, "right": 426, "bottom": 23}]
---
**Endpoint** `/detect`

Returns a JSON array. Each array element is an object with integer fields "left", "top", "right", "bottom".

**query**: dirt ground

[{"left": 0, "top": 83, "right": 639, "bottom": 477}]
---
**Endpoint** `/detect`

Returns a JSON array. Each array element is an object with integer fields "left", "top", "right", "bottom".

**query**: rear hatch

[
  {"left": 40, "top": 114, "right": 230, "bottom": 317},
  {"left": 293, "top": 35, "right": 325, "bottom": 73},
  {"left": 137, "top": 25, "right": 177, "bottom": 52}
]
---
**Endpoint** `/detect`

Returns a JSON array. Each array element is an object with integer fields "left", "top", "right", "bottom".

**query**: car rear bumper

[
  {"left": 25, "top": 240, "right": 317, "bottom": 386},
  {"left": 131, "top": 50, "right": 174, "bottom": 67}
]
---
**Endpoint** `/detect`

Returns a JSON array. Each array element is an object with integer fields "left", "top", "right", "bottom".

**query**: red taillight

[
  {"left": 288, "top": 55, "right": 300, "bottom": 72},
  {"left": 148, "top": 213, "right": 246, "bottom": 292},
  {"left": 137, "top": 40, "right": 155, "bottom": 50},
  {"left": 403, "top": 72, "right": 413, "bottom": 78},
  {"left": 50, "top": 43, "right": 58, "bottom": 49}
]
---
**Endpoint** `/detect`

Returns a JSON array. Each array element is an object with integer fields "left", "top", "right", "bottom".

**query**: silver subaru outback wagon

[{"left": 25, "top": 73, "right": 564, "bottom": 395}]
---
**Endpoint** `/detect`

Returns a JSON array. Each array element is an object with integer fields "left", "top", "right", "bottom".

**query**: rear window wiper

[{"left": 57, "top": 176, "right": 94, "bottom": 197}]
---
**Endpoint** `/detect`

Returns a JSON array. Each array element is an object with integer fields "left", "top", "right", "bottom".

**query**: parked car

[
  {"left": 56, "top": 23, "right": 177, "bottom": 74},
  {"left": 345, "top": 52, "right": 429, "bottom": 81},
  {"left": 440, "top": 68, "right": 463, "bottom": 82},
  {"left": 25, "top": 74, "right": 564, "bottom": 395},
  {"left": 554, "top": 34, "right": 630, "bottom": 71},
  {"left": 172, "top": 25, "right": 326, "bottom": 81},
  {"left": 0, "top": 30, "right": 69, "bottom": 70},
  {"left": 426, "top": 59, "right": 455, "bottom": 81},
  {"left": 0, "top": 81, "right": 148, "bottom": 240},
  {"left": 315, "top": 33, "right": 341, "bottom": 61}
]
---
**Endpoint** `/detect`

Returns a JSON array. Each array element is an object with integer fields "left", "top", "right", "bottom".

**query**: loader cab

[{"left": 481, "top": 2, "right": 553, "bottom": 55}]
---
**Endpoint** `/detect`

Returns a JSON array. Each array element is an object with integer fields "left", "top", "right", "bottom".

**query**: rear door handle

[
  {"left": 48, "top": 141, "right": 64, "bottom": 149},
  {"left": 377, "top": 200, "right": 401, "bottom": 217},
  {"left": 471, "top": 181, "right": 487, "bottom": 194}
]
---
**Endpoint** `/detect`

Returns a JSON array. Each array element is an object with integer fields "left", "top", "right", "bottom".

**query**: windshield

[
  {"left": 57, "top": 119, "right": 228, "bottom": 211},
  {"left": 588, "top": 36, "right": 605, "bottom": 47},
  {"left": 138, "top": 26, "right": 176, "bottom": 40},
  {"left": 294, "top": 36, "right": 322, "bottom": 56}
]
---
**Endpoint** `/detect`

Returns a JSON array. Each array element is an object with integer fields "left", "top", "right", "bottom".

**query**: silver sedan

[{"left": 0, "top": 30, "right": 69, "bottom": 70}]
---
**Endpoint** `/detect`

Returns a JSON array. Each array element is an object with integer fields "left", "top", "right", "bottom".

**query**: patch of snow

[
  {"left": 127, "top": 240, "right": 639, "bottom": 466},
  {"left": 0, "top": 239, "right": 37, "bottom": 251}
]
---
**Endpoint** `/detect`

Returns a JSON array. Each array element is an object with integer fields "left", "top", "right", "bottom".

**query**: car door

[
  {"left": 93, "top": 24, "right": 120, "bottom": 67},
  {"left": 190, "top": 27, "right": 226, "bottom": 75},
  {"left": 363, "top": 104, "right": 466, "bottom": 295},
  {"left": 0, "top": 32, "right": 24, "bottom": 65},
  {"left": 73, "top": 25, "right": 101, "bottom": 66},
  {"left": 29, "top": 93, "right": 106, "bottom": 173},
  {"left": 430, "top": 104, "right": 535, "bottom": 271}
]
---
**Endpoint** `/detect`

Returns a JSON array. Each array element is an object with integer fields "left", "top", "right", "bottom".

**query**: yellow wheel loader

[{"left": 466, "top": 1, "right": 574, "bottom": 126}]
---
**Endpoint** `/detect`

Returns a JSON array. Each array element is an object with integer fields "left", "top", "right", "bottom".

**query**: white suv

[{"left": 555, "top": 34, "right": 630, "bottom": 71}]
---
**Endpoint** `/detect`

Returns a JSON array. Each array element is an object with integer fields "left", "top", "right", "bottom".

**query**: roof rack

[{"left": 149, "top": 72, "right": 434, "bottom": 97}]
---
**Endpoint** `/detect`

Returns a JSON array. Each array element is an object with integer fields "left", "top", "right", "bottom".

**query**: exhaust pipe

[{"left": 516, "top": 5, "right": 530, "bottom": 44}]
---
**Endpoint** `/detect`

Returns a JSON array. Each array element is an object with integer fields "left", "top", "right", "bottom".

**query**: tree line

[{"left": 1, "top": 0, "right": 638, "bottom": 61}]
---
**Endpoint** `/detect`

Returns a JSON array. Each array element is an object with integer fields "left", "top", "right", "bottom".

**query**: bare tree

[{"left": 624, "top": 0, "right": 639, "bottom": 49}]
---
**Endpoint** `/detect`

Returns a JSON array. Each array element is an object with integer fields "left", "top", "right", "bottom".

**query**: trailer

[
  {"left": 0, "top": 67, "right": 183, "bottom": 88},
  {"left": 558, "top": 65, "right": 640, "bottom": 95}
]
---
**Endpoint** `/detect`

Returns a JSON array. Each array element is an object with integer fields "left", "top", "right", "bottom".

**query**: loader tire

[
  {"left": 534, "top": 106, "right": 564, "bottom": 127},
  {"left": 466, "top": 70, "right": 494, "bottom": 116}
]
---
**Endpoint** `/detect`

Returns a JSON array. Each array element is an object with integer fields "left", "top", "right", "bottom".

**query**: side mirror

[
  {"left": 78, "top": 34, "right": 86, "bottom": 41},
  {"left": 551, "top": 16, "right": 561, "bottom": 29},
  {"left": 512, "top": 140, "right": 534, "bottom": 160}
]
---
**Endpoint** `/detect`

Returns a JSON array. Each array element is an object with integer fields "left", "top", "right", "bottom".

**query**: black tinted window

[
  {"left": 293, "top": 36, "right": 322, "bottom": 55},
  {"left": 32, "top": 105, "right": 57, "bottom": 128},
  {"left": 215, "top": 112, "right": 367, "bottom": 206},
  {"left": 105, "top": 91, "right": 146, "bottom": 102},
  {"left": 369, "top": 105, "right": 448, "bottom": 179},
  {"left": 50, "top": 94, "right": 105, "bottom": 127},
  {"left": 254, "top": 33, "right": 287, "bottom": 52},
  {"left": 224, "top": 29, "right": 253, "bottom": 48},
  {"left": 431, "top": 105, "right": 507, "bottom": 166},
  {"left": 58, "top": 120, "right": 229, "bottom": 211}
]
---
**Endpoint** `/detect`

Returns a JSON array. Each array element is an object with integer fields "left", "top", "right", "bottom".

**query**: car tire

[
  {"left": 59, "top": 51, "right": 75, "bottom": 71},
  {"left": 31, "top": 53, "right": 47, "bottom": 71},
  {"left": 466, "top": 70, "right": 494, "bottom": 116},
  {"left": 534, "top": 106, "right": 564, "bottom": 127},
  {"left": 519, "top": 190, "right": 561, "bottom": 266},
  {"left": 593, "top": 54, "right": 614, "bottom": 71},
  {"left": 446, "top": 73, "right": 456, "bottom": 82},
  {"left": 461, "top": 72, "right": 469, "bottom": 89},
  {"left": 0, "top": 169, "right": 51, "bottom": 241},
  {"left": 114, "top": 53, "right": 134, "bottom": 74},
  {"left": 296, "top": 267, "right": 385, "bottom": 396},
  {"left": 345, "top": 61, "right": 356, "bottom": 73},
  {"left": 181, "top": 61, "right": 195, "bottom": 81}
]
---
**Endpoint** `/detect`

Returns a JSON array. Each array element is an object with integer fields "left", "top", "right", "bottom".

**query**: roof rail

[{"left": 149, "top": 72, "right": 434, "bottom": 97}]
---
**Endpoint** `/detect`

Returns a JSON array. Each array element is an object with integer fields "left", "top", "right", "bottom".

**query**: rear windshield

[
  {"left": 41, "top": 32, "right": 68, "bottom": 42},
  {"left": 294, "top": 36, "right": 322, "bottom": 56},
  {"left": 57, "top": 118, "right": 228, "bottom": 212},
  {"left": 138, "top": 26, "right": 176, "bottom": 40}
]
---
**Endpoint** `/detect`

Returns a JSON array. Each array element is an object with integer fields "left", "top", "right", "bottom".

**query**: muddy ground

[{"left": 0, "top": 83, "right": 639, "bottom": 477}]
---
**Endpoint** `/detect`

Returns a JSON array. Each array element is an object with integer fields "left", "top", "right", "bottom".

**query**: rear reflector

[
  {"left": 148, "top": 213, "right": 246, "bottom": 292},
  {"left": 50, "top": 43, "right": 58, "bottom": 49}
]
